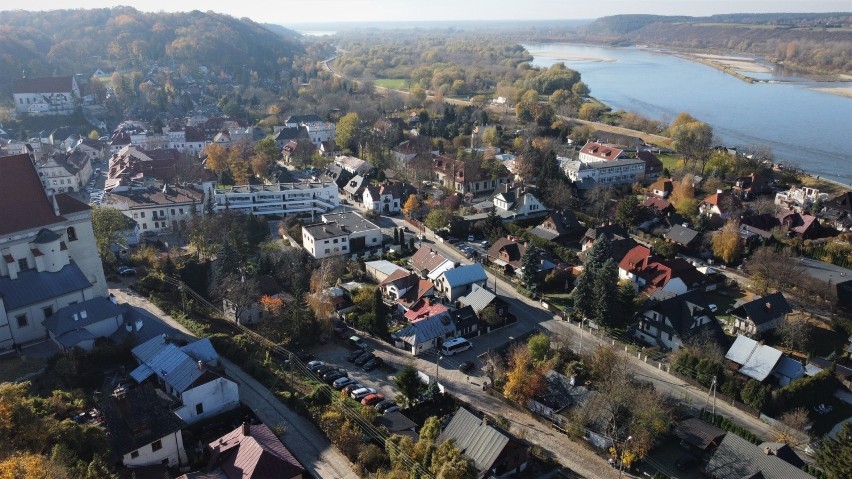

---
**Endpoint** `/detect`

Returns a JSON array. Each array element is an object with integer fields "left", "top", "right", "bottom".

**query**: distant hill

[
  {"left": 0, "top": 7, "right": 304, "bottom": 98},
  {"left": 576, "top": 13, "right": 852, "bottom": 74},
  {"left": 262, "top": 23, "right": 303, "bottom": 40}
]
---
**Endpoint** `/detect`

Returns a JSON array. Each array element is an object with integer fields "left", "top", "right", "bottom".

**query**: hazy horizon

[{"left": 6, "top": 1, "right": 850, "bottom": 26}]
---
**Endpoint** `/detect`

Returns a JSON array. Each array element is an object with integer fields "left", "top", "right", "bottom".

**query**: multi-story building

[
  {"left": 106, "top": 145, "right": 181, "bottom": 191},
  {"left": 578, "top": 141, "right": 626, "bottom": 163},
  {"left": 12, "top": 76, "right": 79, "bottom": 115},
  {"left": 563, "top": 157, "right": 646, "bottom": 189},
  {"left": 301, "top": 211, "right": 382, "bottom": 259},
  {"left": 37, "top": 150, "right": 93, "bottom": 194},
  {"left": 432, "top": 154, "right": 511, "bottom": 195},
  {"left": 211, "top": 181, "right": 339, "bottom": 217},
  {"left": 102, "top": 184, "right": 204, "bottom": 234},
  {"left": 0, "top": 153, "right": 107, "bottom": 351},
  {"left": 164, "top": 126, "right": 208, "bottom": 157}
]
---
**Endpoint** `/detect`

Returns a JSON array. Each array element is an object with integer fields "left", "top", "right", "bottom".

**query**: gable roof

[
  {"left": 395, "top": 312, "right": 456, "bottom": 345},
  {"left": 643, "top": 290, "right": 725, "bottom": 344},
  {"left": 730, "top": 292, "right": 792, "bottom": 326},
  {"left": 100, "top": 384, "right": 185, "bottom": 457},
  {"left": 54, "top": 193, "right": 91, "bottom": 215},
  {"left": 409, "top": 246, "right": 450, "bottom": 275},
  {"left": 702, "top": 191, "right": 743, "bottom": 213},
  {"left": 648, "top": 177, "right": 673, "bottom": 194},
  {"left": 131, "top": 336, "right": 221, "bottom": 393},
  {"left": 0, "top": 261, "right": 91, "bottom": 310},
  {"left": 725, "top": 335, "right": 783, "bottom": 382},
  {"left": 642, "top": 197, "right": 673, "bottom": 212},
  {"left": 397, "top": 279, "right": 434, "bottom": 309},
  {"left": 404, "top": 298, "right": 449, "bottom": 322},
  {"left": 705, "top": 433, "right": 814, "bottom": 479},
  {"left": 0, "top": 153, "right": 66, "bottom": 235},
  {"left": 530, "top": 210, "right": 582, "bottom": 241},
  {"left": 13, "top": 76, "right": 73, "bottom": 94},
  {"left": 441, "top": 264, "right": 487, "bottom": 288},
  {"left": 673, "top": 418, "right": 726, "bottom": 451},
  {"left": 665, "top": 224, "right": 700, "bottom": 246},
  {"left": 580, "top": 141, "right": 624, "bottom": 161},
  {"left": 439, "top": 407, "right": 523, "bottom": 472},
  {"left": 458, "top": 284, "right": 497, "bottom": 313},
  {"left": 486, "top": 237, "right": 525, "bottom": 267},
  {"left": 42, "top": 297, "right": 123, "bottom": 346},
  {"left": 211, "top": 423, "right": 305, "bottom": 479},
  {"left": 379, "top": 269, "right": 420, "bottom": 290}
]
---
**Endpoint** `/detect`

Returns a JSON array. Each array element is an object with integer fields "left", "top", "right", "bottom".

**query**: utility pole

[{"left": 703, "top": 376, "right": 717, "bottom": 419}]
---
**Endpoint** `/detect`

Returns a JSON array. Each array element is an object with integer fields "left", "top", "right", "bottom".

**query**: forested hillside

[
  {"left": 528, "top": 13, "right": 852, "bottom": 75},
  {"left": 0, "top": 7, "right": 304, "bottom": 97}
]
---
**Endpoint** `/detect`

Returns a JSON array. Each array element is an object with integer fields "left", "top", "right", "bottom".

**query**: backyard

[{"left": 0, "top": 354, "right": 46, "bottom": 383}]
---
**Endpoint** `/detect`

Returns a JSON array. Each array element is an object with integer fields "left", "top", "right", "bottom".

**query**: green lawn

[
  {"left": 374, "top": 78, "right": 408, "bottom": 90},
  {"left": 658, "top": 153, "right": 683, "bottom": 173}
]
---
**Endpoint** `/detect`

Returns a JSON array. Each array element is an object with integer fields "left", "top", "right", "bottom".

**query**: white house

[
  {"left": 435, "top": 264, "right": 488, "bottom": 302},
  {"left": 0, "top": 154, "right": 108, "bottom": 351},
  {"left": 564, "top": 157, "right": 646, "bottom": 190},
  {"left": 699, "top": 190, "right": 743, "bottom": 220},
  {"left": 634, "top": 290, "right": 726, "bottom": 351},
  {"left": 393, "top": 312, "right": 458, "bottom": 355},
  {"left": 13, "top": 76, "right": 79, "bottom": 114},
  {"left": 37, "top": 150, "right": 93, "bottom": 194},
  {"left": 301, "top": 211, "right": 382, "bottom": 259},
  {"left": 775, "top": 186, "right": 828, "bottom": 213},
  {"left": 101, "top": 385, "right": 187, "bottom": 468},
  {"left": 130, "top": 336, "right": 240, "bottom": 425},
  {"left": 163, "top": 126, "right": 208, "bottom": 157},
  {"left": 103, "top": 184, "right": 204, "bottom": 234},
  {"left": 363, "top": 183, "right": 413, "bottom": 214},
  {"left": 211, "top": 181, "right": 339, "bottom": 217},
  {"left": 492, "top": 184, "right": 546, "bottom": 217}
]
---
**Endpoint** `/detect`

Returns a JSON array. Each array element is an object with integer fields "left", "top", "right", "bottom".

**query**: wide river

[{"left": 525, "top": 43, "right": 852, "bottom": 185}]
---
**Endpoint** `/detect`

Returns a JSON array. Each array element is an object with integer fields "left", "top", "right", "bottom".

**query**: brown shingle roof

[
  {"left": 211, "top": 423, "right": 305, "bottom": 479},
  {"left": 54, "top": 193, "right": 91, "bottom": 215},
  {"left": 0, "top": 153, "right": 66, "bottom": 235}
]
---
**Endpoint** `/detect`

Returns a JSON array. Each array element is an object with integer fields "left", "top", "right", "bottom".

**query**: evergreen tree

[
  {"left": 573, "top": 268, "right": 595, "bottom": 320},
  {"left": 521, "top": 245, "right": 538, "bottom": 287},
  {"left": 816, "top": 420, "right": 852, "bottom": 479},
  {"left": 615, "top": 195, "right": 640, "bottom": 229},
  {"left": 586, "top": 234, "right": 612, "bottom": 271},
  {"left": 371, "top": 287, "right": 388, "bottom": 336},
  {"left": 594, "top": 258, "right": 619, "bottom": 326},
  {"left": 393, "top": 228, "right": 399, "bottom": 245},
  {"left": 215, "top": 240, "right": 242, "bottom": 277}
]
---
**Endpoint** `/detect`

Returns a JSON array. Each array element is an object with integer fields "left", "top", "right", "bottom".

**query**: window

[
  {"left": 140, "top": 212, "right": 145, "bottom": 218},
  {"left": 43, "top": 306, "right": 53, "bottom": 318},
  {"left": 142, "top": 223, "right": 148, "bottom": 230},
  {"left": 667, "top": 333, "right": 673, "bottom": 341},
  {"left": 133, "top": 213, "right": 138, "bottom": 219},
  {"left": 324, "top": 249, "right": 330, "bottom": 254},
  {"left": 16, "top": 315, "right": 27, "bottom": 328},
  {"left": 179, "top": 208, "right": 184, "bottom": 214},
  {"left": 195, "top": 403, "right": 204, "bottom": 414},
  {"left": 151, "top": 440, "right": 162, "bottom": 452},
  {"left": 372, "top": 238, "right": 377, "bottom": 243},
  {"left": 130, "top": 450, "right": 139, "bottom": 459},
  {"left": 17, "top": 258, "right": 28, "bottom": 271},
  {"left": 171, "top": 209, "right": 176, "bottom": 215},
  {"left": 333, "top": 238, "right": 338, "bottom": 244},
  {"left": 341, "top": 245, "right": 347, "bottom": 250}
]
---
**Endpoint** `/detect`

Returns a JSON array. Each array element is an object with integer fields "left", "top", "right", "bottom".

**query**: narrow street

[{"left": 109, "top": 286, "right": 360, "bottom": 479}]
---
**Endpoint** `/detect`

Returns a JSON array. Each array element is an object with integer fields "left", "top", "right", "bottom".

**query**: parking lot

[{"left": 308, "top": 340, "right": 402, "bottom": 405}]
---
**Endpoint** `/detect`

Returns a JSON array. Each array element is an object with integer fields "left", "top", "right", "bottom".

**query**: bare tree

[
  {"left": 772, "top": 407, "right": 811, "bottom": 446},
  {"left": 777, "top": 314, "right": 813, "bottom": 353}
]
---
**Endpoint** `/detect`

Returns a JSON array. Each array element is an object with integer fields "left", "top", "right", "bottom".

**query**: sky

[{"left": 9, "top": 1, "right": 851, "bottom": 25}]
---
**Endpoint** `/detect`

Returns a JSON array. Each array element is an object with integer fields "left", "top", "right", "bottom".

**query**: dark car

[
  {"left": 306, "top": 360, "right": 325, "bottom": 372},
  {"left": 324, "top": 371, "right": 345, "bottom": 384},
  {"left": 314, "top": 365, "right": 335, "bottom": 377},
  {"left": 354, "top": 353, "right": 375, "bottom": 366},
  {"left": 347, "top": 349, "right": 368, "bottom": 362},
  {"left": 374, "top": 400, "right": 396, "bottom": 413},
  {"left": 342, "top": 382, "right": 363, "bottom": 395},
  {"left": 458, "top": 361, "right": 475, "bottom": 373},
  {"left": 363, "top": 357, "right": 383, "bottom": 371},
  {"left": 117, "top": 265, "right": 136, "bottom": 277},
  {"left": 322, "top": 369, "right": 347, "bottom": 382}
]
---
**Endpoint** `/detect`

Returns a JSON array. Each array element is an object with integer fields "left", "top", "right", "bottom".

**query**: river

[{"left": 525, "top": 43, "right": 852, "bottom": 185}]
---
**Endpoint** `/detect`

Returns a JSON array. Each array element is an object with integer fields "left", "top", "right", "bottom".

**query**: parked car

[
  {"left": 361, "top": 393, "right": 385, "bottom": 406},
  {"left": 354, "top": 353, "right": 375, "bottom": 366},
  {"left": 307, "top": 360, "right": 325, "bottom": 371},
  {"left": 117, "top": 266, "right": 136, "bottom": 277},
  {"left": 333, "top": 377, "right": 355, "bottom": 389},
  {"left": 347, "top": 349, "right": 369, "bottom": 362},
  {"left": 315, "top": 365, "right": 335, "bottom": 377},
  {"left": 349, "top": 335, "right": 368, "bottom": 350},
  {"left": 351, "top": 387, "right": 377, "bottom": 400},
  {"left": 324, "top": 371, "right": 346, "bottom": 384},
  {"left": 458, "top": 361, "right": 475, "bottom": 373},
  {"left": 342, "top": 382, "right": 363, "bottom": 395},
  {"left": 708, "top": 304, "right": 718, "bottom": 313},
  {"left": 374, "top": 400, "right": 396, "bottom": 413},
  {"left": 480, "top": 240, "right": 490, "bottom": 247},
  {"left": 322, "top": 369, "right": 347, "bottom": 382},
  {"left": 467, "top": 235, "right": 475, "bottom": 241},
  {"left": 363, "top": 357, "right": 384, "bottom": 371}
]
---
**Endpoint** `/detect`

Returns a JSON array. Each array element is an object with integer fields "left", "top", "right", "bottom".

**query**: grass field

[
  {"left": 657, "top": 153, "right": 682, "bottom": 172},
  {"left": 374, "top": 78, "right": 408, "bottom": 90},
  {"left": 0, "top": 355, "right": 45, "bottom": 383}
]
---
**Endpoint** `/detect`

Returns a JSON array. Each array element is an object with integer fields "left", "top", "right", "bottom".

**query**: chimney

[
  {"left": 765, "top": 302, "right": 772, "bottom": 311},
  {"left": 72, "top": 313, "right": 78, "bottom": 321},
  {"left": 481, "top": 416, "right": 488, "bottom": 427},
  {"left": 197, "top": 360, "right": 205, "bottom": 371},
  {"left": 80, "top": 310, "right": 87, "bottom": 319},
  {"left": 241, "top": 422, "right": 250, "bottom": 436},
  {"left": 717, "top": 189, "right": 723, "bottom": 194},
  {"left": 763, "top": 446, "right": 772, "bottom": 455}
]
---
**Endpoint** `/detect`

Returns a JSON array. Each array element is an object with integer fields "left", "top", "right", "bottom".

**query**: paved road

[
  {"left": 110, "top": 286, "right": 359, "bottom": 479},
  {"left": 383, "top": 218, "right": 780, "bottom": 442}
]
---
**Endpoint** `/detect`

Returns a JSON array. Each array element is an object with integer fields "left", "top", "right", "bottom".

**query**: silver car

[{"left": 350, "top": 387, "right": 378, "bottom": 400}]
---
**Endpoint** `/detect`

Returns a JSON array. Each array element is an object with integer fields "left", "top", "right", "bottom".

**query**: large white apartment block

[
  {"left": 211, "top": 181, "right": 339, "bottom": 217},
  {"left": 102, "top": 184, "right": 205, "bottom": 234},
  {"left": 564, "top": 157, "right": 646, "bottom": 190},
  {"left": 302, "top": 211, "right": 382, "bottom": 259},
  {"left": 578, "top": 141, "right": 626, "bottom": 163},
  {"left": 0, "top": 153, "right": 108, "bottom": 351}
]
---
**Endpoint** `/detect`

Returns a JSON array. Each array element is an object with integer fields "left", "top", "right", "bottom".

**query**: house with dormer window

[{"left": 634, "top": 290, "right": 726, "bottom": 351}]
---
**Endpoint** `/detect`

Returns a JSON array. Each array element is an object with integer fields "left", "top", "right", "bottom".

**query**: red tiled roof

[
  {"left": 211, "top": 423, "right": 305, "bottom": 479},
  {"left": 404, "top": 298, "right": 448, "bottom": 322},
  {"left": 643, "top": 197, "right": 673, "bottom": 211},
  {"left": 0, "top": 154, "right": 66, "bottom": 236},
  {"left": 398, "top": 279, "right": 434, "bottom": 309},
  {"left": 379, "top": 269, "right": 419, "bottom": 289},
  {"left": 701, "top": 191, "right": 742, "bottom": 212},
  {"left": 618, "top": 245, "right": 652, "bottom": 272},
  {"left": 13, "top": 76, "right": 73, "bottom": 94},
  {"left": 580, "top": 141, "right": 624, "bottom": 161}
]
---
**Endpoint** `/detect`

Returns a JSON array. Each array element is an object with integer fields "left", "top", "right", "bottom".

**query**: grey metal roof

[
  {"left": 43, "top": 297, "right": 123, "bottom": 338},
  {"left": 181, "top": 338, "right": 219, "bottom": 363},
  {"left": 132, "top": 335, "right": 220, "bottom": 393},
  {"left": 395, "top": 313, "right": 456, "bottom": 346},
  {"left": 773, "top": 356, "right": 805, "bottom": 382},
  {"left": 441, "top": 264, "right": 487, "bottom": 288},
  {"left": 664, "top": 224, "right": 700, "bottom": 245},
  {"left": 725, "top": 335, "right": 782, "bottom": 382},
  {"left": 674, "top": 418, "right": 725, "bottom": 451},
  {"left": 377, "top": 411, "right": 417, "bottom": 432},
  {"left": 439, "top": 407, "right": 516, "bottom": 472},
  {"left": 705, "top": 433, "right": 815, "bottom": 479},
  {"left": 0, "top": 261, "right": 91, "bottom": 310},
  {"left": 53, "top": 328, "right": 97, "bottom": 348},
  {"left": 458, "top": 284, "right": 496, "bottom": 313}
]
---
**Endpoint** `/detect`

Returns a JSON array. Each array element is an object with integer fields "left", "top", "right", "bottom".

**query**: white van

[{"left": 440, "top": 337, "right": 472, "bottom": 356}]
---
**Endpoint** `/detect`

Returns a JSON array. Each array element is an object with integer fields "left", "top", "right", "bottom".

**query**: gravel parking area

[{"left": 310, "top": 341, "right": 401, "bottom": 402}]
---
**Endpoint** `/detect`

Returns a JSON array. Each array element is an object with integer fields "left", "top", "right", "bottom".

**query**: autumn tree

[
  {"left": 91, "top": 206, "right": 128, "bottom": 265},
  {"left": 712, "top": 220, "right": 745, "bottom": 264},
  {"left": 250, "top": 136, "right": 280, "bottom": 178},
  {"left": 671, "top": 176, "right": 698, "bottom": 220},
  {"left": 527, "top": 333, "right": 551, "bottom": 363},
  {"left": 669, "top": 112, "right": 713, "bottom": 174},
  {"left": 336, "top": 112, "right": 360, "bottom": 154},
  {"left": 772, "top": 407, "right": 810, "bottom": 446},
  {"left": 402, "top": 194, "right": 419, "bottom": 218},
  {"left": 503, "top": 345, "right": 545, "bottom": 403},
  {"left": 204, "top": 143, "right": 229, "bottom": 175}
]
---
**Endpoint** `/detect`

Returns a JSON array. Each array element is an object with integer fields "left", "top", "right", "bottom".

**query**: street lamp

[
  {"left": 435, "top": 355, "right": 443, "bottom": 385},
  {"left": 618, "top": 435, "right": 633, "bottom": 478},
  {"left": 578, "top": 317, "right": 590, "bottom": 353}
]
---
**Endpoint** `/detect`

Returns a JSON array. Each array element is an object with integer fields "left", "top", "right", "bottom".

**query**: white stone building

[
  {"left": 563, "top": 157, "right": 646, "bottom": 190},
  {"left": 12, "top": 76, "right": 79, "bottom": 114},
  {"left": 211, "top": 181, "right": 339, "bottom": 217},
  {"left": 103, "top": 184, "right": 204, "bottom": 234},
  {"left": 301, "top": 211, "right": 383, "bottom": 259},
  {"left": 37, "top": 150, "right": 93, "bottom": 194}
]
